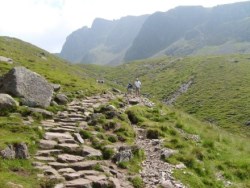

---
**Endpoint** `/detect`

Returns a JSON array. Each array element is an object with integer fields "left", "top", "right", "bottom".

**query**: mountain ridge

[{"left": 60, "top": 1, "right": 250, "bottom": 65}]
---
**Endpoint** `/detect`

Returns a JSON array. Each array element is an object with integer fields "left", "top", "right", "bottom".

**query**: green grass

[
  {"left": 0, "top": 114, "right": 41, "bottom": 187},
  {"left": 126, "top": 104, "right": 250, "bottom": 188},
  {"left": 82, "top": 55, "right": 250, "bottom": 134},
  {"left": 0, "top": 36, "right": 109, "bottom": 95}
]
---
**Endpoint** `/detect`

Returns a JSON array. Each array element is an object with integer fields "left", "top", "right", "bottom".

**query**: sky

[{"left": 0, "top": 0, "right": 248, "bottom": 53}]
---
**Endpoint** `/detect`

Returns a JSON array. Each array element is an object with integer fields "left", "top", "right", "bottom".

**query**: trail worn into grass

[{"left": 134, "top": 126, "right": 186, "bottom": 188}]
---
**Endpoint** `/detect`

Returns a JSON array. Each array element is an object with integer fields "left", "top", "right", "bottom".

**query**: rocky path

[
  {"left": 33, "top": 93, "right": 133, "bottom": 188},
  {"left": 33, "top": 92, "right": 186, "bottom": 188},
  {"left": 135, "top": 127, "right": 186, "bottom": 188}
]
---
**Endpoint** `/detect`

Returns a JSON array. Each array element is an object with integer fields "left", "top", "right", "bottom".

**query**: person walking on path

[
  {"left": 127, "top": 83, "right": 133, "bottom": 95},
  {"left": 134, "top": 78, "right": 141, "bottom": 97}
]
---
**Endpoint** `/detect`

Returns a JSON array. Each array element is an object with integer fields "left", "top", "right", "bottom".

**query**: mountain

[
  {"left": 126, "top": 1, "right": 250, "bottom": 60},
  {"left": 60, "top": 1, "right": 250, "bottom": 65},
  {"left": 60, "top": 15, "right": 148, "bottom": 65}
]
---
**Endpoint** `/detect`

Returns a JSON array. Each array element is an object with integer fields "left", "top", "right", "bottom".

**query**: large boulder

[
  {"left": 0, "top": 94, "right": 18, "bottom": 111},
  {"left": 0, "top": 67, "right": 53, "bottom": 108}
]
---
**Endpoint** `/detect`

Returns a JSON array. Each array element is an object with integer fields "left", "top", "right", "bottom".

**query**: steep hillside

[
  {"left": 0, "top": 37, "right": 250, "bottom": 188},
  {"left": 61, "top": 1, "right": 250, "bottom": 65},
  {"left": 81, "top": 54, "right": 250, "bottom": 133},
  {"left": 0, "top": 36, "right": 107, "bottom": 94},
  {"left": 125, "top": 1, "right": 250, "bottom": 60},
  {"left": 60, "top": 15, "right": 148, "bottom": 65}
]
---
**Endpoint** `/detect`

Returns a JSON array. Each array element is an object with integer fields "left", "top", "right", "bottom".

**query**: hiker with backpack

[
  {"left": 127, "top": 83, "right": 133, "bottom": 95},
  {"left": 134, "top": 78, "right": 141, "bottom": 97}
]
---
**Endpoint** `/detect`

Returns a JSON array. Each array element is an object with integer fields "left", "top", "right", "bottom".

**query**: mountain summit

[{"left": 60, "top": 1, "right": 250, "bottom": 65}]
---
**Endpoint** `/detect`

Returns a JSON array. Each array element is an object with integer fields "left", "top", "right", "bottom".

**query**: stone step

[
  {"left": 57, "top": 154, "right": 84, "bottom": 163},
  {"left": 34, "top": 156, "right": 56, "bottom": 162},
  {"left": 44, "top": 132, "right": 73, "bottom": 140},
  {"left": 57, "top": 122, "right": 77, "bottom": 127},
  {"left": 57, "top": 143, "right": 81, "bottom": 154},
  {"left": 45, "top": 127, "right": 76, "bottom": 133},
  {"left": 54, "top": 117, "right": 86, "bottom": 123},
  {"left": 39, "top": 139, "right": 57, "bottom": 149},
  {"left": 36, "top": 149, "right": 62, "bottom": 156},
  {"left": 69, "top": 160, "right": 101, "bottom": 171},
  {"left": 58, "top": 168, "right": 76, "bottom": 174},
  {"left": 65, "top": 178, "right": 92, "bottom": 188},
  {"left": 82, "top": 145, "right": 102, "bottom": 157},
  {"left": 49, "top": 162, "right": 69, "bottom": 169},
  {"left": 58, "top": 138, "right": 78, "bottom": 144}
]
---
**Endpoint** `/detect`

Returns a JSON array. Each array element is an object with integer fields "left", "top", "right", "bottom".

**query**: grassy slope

[
  {"left": 0, "top": 36, "right": 109, "bottom": 187},
  {"left": 82, "top": 55, "right": 250, "bottom": 132},
  {"left": 0, "top": 37, "right": 107, "bottom": 94},
  {"left": 127, "top": 104, "right": 250, "bottom": 188}
]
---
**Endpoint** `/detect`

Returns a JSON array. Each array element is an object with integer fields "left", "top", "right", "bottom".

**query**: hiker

[
  {"left": 134, "top": 78, "right": 141, "bottom": 97},
  {"left": 127, "top": 83, "right": 133, "bottom": 95}
]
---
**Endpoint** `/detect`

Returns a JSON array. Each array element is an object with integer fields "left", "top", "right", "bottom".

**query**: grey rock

[
  {"left": 65, "top": 178, "right": 92, "bottom": 188},
  {"left": 113, "top": 149, "right": 133, "bottom": 163},
  {"left": 128, "top": 98, "right": 140, "bottom": 105},
  {"left": 0, "top": 66, "right": 53, "bottom": 108},
  {"left": 0, "top": 56, "right": 13, "bottom": 64},
  {"left": 0, "top": 94, "right": 18, "bottom": 111},
  {"left": 245, "top": 121, "right": 250, "bottom": 126},
  {"left": 70, "top": 160, "right": 100, "bottom": 171},
  {"left": 14, "top": 142, "right": 30, "bottom": 159},
  {"left": 34, "top": 156, "right": 56, "bottom": 162},
  {"left": 57, "top": 154, "right": 84, "bottom": 163},
  {"left": 28, "top": 107, "right": 54, "bottom": 118},
  {"left": 0, "top": 145, "right": 15, "bottom": 159},
  {"left": 112, "top": 88, "right": 121, "bottom": 93},
  {"left": 161, "top": 180, "right": 175, "bottom": 188},
  {"left": 58, "top": 168, "right": 76, "bottom": 174},
  {"left": 39, "top": 140, "right": 57, "bottom": 149},
  {"left": 73, "top": 133, "right": 84, "bottom": 144},
  {"left": 55, "top": 93, "right": 69, "bottom": 105},
  {"left": 51, "top": 84, "right": 61, "bottom": 92},
  {"left": 48, "top": 162, "right": 69, "bottom": 169},
  {"left": 44, "top": 132, "right": 73, "bottom": 140},
  {"left": 161, "top": 149, "right": 177, "bottom": 159},
  {"left": 82, "top": 145, "right": 102, "bottom": 157}
]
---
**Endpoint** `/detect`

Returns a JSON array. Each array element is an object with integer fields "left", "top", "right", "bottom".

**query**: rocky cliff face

[
  {"left": 60, "top": 15, "right": 148, "bottom": 65},
  {"left": 60, "top": 1, "right": 250, "bottom": 64}
]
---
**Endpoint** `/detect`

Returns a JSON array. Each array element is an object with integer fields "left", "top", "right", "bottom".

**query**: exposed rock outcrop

[
  {"left": 0, "top": 93, "right": 18, "bottom": 111},
  {"left": 1, "top": 143, "right": 29, "bottom": 159},
  {"left": 0, "top": 67, "right": 53, "bottom": 108},
  {"left": 0, "top": 56, "right": 13, "bottom": 64}
]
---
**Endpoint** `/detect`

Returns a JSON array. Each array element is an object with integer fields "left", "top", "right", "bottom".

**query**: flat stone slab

[
  {"left": 82, "top": 145, "right": 102, "bottom": 157},
  {"left": 47, "top": 127, "right": 76, "bottom": 133},
  {"left": 85, "top": 175, "right": 106, "bottom": 182},
  {"left": 57, "top": 154, "right": 84, "bottom": 163},
  {"left": 36, "top": 149, "right": 62, "bottom": 156},
  {"left": 78, "top": 170, "right": 101, "bottom": 176},
  {"left": 39, "top": 139, "right": 57, "bottom": 149},
  {"left": 58, "top": 138, "right": 77, "bottom": 144},
  {"left": 44, "top": 132, "right": 73, "bottom": 140},
  {"left": 35, "top": 156, "right": 56, "bottom": 162},
  {"left": 57, "top": 143, "right": 80, "bottom": 152},
  {"left": 70, "top": 161, "right": 100, "bottom": 171},
  {"left": 64, "top": 172, "right": 82, "bottom": 180},
  {"left": 49, "top": 162, "right": 69, "bottom": 169},
  {"left": 65, "top": 178, "right": 92, "bottom": 188},
  {"left": 58, "top": 168, "right": 76, "bottom": 174}
]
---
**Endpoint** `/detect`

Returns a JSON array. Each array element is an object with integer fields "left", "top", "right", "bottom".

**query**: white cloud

[{"left": 0, "top": 0, "right": 248, "bottom": 52}]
